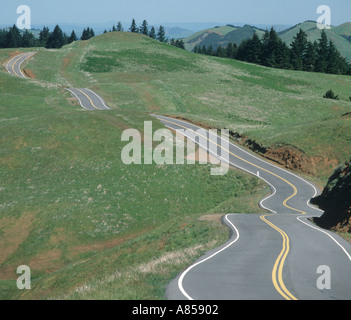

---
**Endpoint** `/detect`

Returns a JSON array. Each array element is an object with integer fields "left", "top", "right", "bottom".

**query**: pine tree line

[
  {"left": 170, "top": 38, "right": 185, "bottom": 49},
  {"left": 40, "top": 26, "right": 94, "bottom": 48},
  {"left": 5, "top": 18, "right": 181, "bottom": 47},
  {"left": 194, "top": 28, "right": 351, "bottom": 75},
  {"left": 104, "top": 19, "right": 169, "bottom": 43},
  {"left": 0, "top": 24, "right": 38, "bottom": 48},
  {"left": 1, "top": 19, "right": 185, "bottom": 50},
  {"left": 0, "top": 24, "right": 94, "bottom": 49}
]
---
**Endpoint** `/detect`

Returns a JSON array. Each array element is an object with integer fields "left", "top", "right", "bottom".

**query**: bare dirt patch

[
  {"left": 159, "top": 115, "right": 329, "bottom": 176},
  {"left": 67, "top": 96, "right": 80, "bottom": 106},
  {"left": 23, "top": 68, "right": 35, "bottom": 79},
  {"left": 29, "top": 249, "right": 64, "bottom": 273},
  {"left": 198, "top": 214, "right": 223, "bottom": 223},
  {"left": 0, "top": 212, "right": 36, "bottom": 277},
  {"left": 68, "top": 228, "right": 153, "bottom": 260},
  {"left": 62, "top": 51, "right": 75, "bottom": 72}
]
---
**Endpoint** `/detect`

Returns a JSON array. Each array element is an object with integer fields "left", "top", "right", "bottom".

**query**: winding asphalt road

[
  {"left": 153, "top": 115, "right": 351, "bottom": 300},
  {"left": 5, "top": 51, "right": 350, "bottom": 300},
  {"left": 66, "top": 88, "right": 111, "bottom": 110},
  {"left": 4, "top": 52, "right": 110, "bottom": 111},
  {"left": 5, "top": 52, "right": 36, "bottom": 77}
]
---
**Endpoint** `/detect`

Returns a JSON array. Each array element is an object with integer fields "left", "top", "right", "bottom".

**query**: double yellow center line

[
  {"left": 157, "top": 117, "right": 305, "bottom": 300},
  {"left": 76, "top": 89, "right": 101, "bottom": 110},
  {"left": 11, "top": 54, "right": 26, "bottom": 77}
]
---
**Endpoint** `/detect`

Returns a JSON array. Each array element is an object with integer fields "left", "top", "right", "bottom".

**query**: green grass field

[
  {"left": 0, "top": 43, "right": 267, "bottom": 299},
  {"left": 1, "top": 31, "right": 351, "bottom": 299},
  {"left": 28, "top": 32, "right": 351, "bottom": 180}
]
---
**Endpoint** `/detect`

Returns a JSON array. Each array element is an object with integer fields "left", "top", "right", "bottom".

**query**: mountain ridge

[{"left": 184, "top": 20, "right": 351, "bottom": 61}]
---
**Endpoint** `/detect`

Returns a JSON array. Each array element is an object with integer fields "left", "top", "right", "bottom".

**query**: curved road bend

[
  {"left": 66, "top": 88, "right": 110, "bottom": 111},
  {"left": 5, "top": 52, "right": 36, "bottom": 77},
  {"left": 151, "top": 115, "right": 351, "bottom": 300},
  {"left": 4, "top": 53, "right": 110, "bottom": 111}
]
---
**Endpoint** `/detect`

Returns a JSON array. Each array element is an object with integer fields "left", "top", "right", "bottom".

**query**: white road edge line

[
  {"left": 5, "top": 56, "right": 15, "bottom": 75},
  {"left": 84, "top": 88, "right": 110, "bottom": 110},
  {"left": 157, "top": 115, "right": 323, "bottom": 212},
  {"left": 164, "top": 124, "right": 280, "bottom": 300},
  {"left": 161, "top": 118, "right": 351, "bottom": 300},
  {"left": 178, "top": 214, "right": 240, "bottom": 301},
  {"left": 6, "top": 52, "right": 35, "bottom": 77},
  {"left": 296, "top": 216, "right": 351, "bottom": 262},
  {"left": 65, "top": 88, "right": 91, "bottom": 111},
  {"left": 17, "top": 52, "right": 35, "bottom": 77}
]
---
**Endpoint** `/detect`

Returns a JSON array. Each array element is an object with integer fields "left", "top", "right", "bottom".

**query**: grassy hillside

[
  {"left": 0, "top": 43, "right": 267, "bottom": 299},
  {"left": 332, "top": 22, "right": 351, "bottom": 38},
  {"left": 1, "top": 31, "right": 351, "bottom": 299},
  {"left": 28, "top": 32, "right": 351, "bottom": 180}
]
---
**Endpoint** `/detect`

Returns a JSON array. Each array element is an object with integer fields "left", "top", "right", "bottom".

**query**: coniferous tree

[
  {"left": 215, "top": 45, "right": 225, "bottom": 57},
  {"left": 290, "top": 29, "right": 308, "bottom": 70},
  {"left": 39, "top": 26, "right": 50, "bottom": 46},
  {"left": 326, "top": 40, "right": 340, "bottom": 74},
  {"left": 272, "top": 38, "right": 290, "bottom": 69},
  {"left": 263, "top": 28, "right": 278, "bottom": 67},
  {"left": 260, "top": 28, "right": 290, "bottom": 69},
  {"left": 21, "top": 29, "right": 36, "bottom": 47},
  {"left": 246, "top": 33, "right": 262, "bottom": 64},
  {"left": 225, "top": 42, "right": 237, "bottom": 59},
  {"left": 304, "top": 41, "right": 318, "bottom": 71},
  {"left": 148, "top": 26, "right": 156, "bottom": 39},
  {"left": 89, "top": 28, "right": 95, "bottom": 38},
  {"left": 68, "top": 30, "right": 78, "bottom": 43},
  {"left": 140, "top": 20, "right": 149, "bottom": 35},
  {"left": 0, "top": 29, "right": 6, "bottom": 48},
  {"left": 171, "top": 39, "right": 185, "bottom": 49},
  {"left": 201, "top": 45, "right": 207, "bottom": 55},
  {"left": 260, "top": 30, "right": 270, "bottom": 64},
  {"left": 176, "top": 39, "right": 185, "bottom": 49},
  {"left": 46, "top": 25, "right": 65, "bottom": 48},
  {"left": 6, "top": 25, "right": 22, "bottom": 48},
  {"left": 116, "top": 21, "right": 124, "bottom": 32},
  {"left": 130, "top": 19, "right": 138, "bottom": 33},
  {"left": 85, "top": 27, "right": 91, "bottom": 39},
  {"left": 81, "top": 27, "right": 94, "bottom": 41},
  {"left": 315, "top": 29, "right": 329, "bottom": 73},
  {"left": 112, "top": 25, "right": 117, "bottom": 32},
  {"left": 157, "top": 26, "right": 167, "bottom": 42},
  {"left": 236, "top": 39, "right": 249, "bottom": 60},
  {"left": 81, "top": 28, "right": 88, "bottom": 40}
]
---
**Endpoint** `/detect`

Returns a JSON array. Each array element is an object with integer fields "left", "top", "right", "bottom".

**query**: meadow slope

[
  {"left": 1, "top": 31, "right": 351, "bottom": 299},
  {"left": 28, "top": 32, "right": 351, "bottom": 181},
  {"left": 0, "top": 40, "right": 266, "bottom": 299}
]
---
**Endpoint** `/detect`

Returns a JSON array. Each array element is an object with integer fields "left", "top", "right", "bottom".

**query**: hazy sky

[{"left": 1, "top": 0, "right": 351, "bottom": 27}]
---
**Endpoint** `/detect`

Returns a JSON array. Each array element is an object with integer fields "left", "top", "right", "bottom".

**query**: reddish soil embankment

[
  {"left": 229, "top": 132, "right": 338, "bottom": 177},
  {"left": 164, "top": 114, "right": 339, "bottom": 177}
]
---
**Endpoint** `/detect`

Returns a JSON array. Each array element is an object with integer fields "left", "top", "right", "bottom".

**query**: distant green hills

[
  {"left": 184, "top": 21, "right": 351, "bottom": 61},
  {"left": 279, "top": 21, "right": 351, "bottom": 61},
  {"left": 184, "top": 24, "right": 265, "bottom": 52}
]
